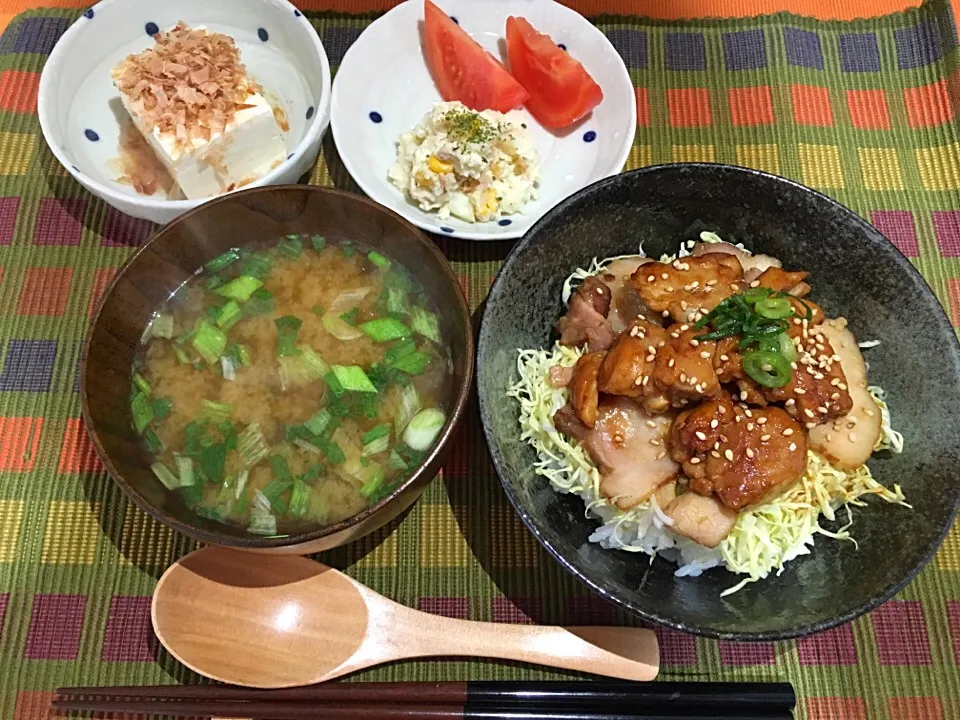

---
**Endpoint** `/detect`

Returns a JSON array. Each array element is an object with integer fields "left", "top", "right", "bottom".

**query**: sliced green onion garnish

[
  {"left": 242, "top": 251, "right": 274, "bottom": 279},
  {"left": 133, "top": 373, "right": 151, "bottom": 395},
  {"left": 274, "top": 315, "right": 303, "bottom": 358},
  {"left": 742, "top": 350, "right": 793, "bottom": 388},
  {"left": 403, "top": 408, "right": 445, "bottom": 451},
  {"left": 311, "top": 235, "right": 326, "bottom": 251},
  {"left": 238, "top": 422, "right": 269, "bottom": 467},
  {"left": 202, "top": 399, "right": 232, "bottom": 423},
  {"left": 198, "top": 443, "right": 227, "bottom": 484},
  {"left": 340, "top": 239, "right": 355, "bottom": 257},
  {"left": 247, "top": 505, "right": 277, "bottom": 535},
  {"left": 367, "top": 250, "right": 391, "bottom": 270},
  {"left": 304, "top": 408, "right": 333, "bottom": 436},
  {"left": 244, "top": 287, "right": 275, "bottom": 316},
  {"left": 144, "top": 429, "right": 164, "bottom": 453},
  {"left": 151, "top": 397, "right": 172, "bottom": 419},
  {"left": 329, "top": 365, "right": 378, "bottom": 394},
  {"left": 221, "top": 356, "right": 236, "bottom": 381},
  {"left": 131, "top": 391, "right": 153, "bottom": 433},
  {"left": 759, "top": 332, "right": 797, "bottom": 363},
  {"left": 216, "top": 300, "right": 243, "bottom": 330},
  {"left": 362, "top": 424, "right": 391, "bottom": 445},
  {"left": 205, "top": 275, "right": 224, "bottom": 292},
  {"left": 385, "top": 287, "right": 409, "bottom": 316},
  {"left": 388, "top": 448, "right": 408, "bottom": 471},
  {"left": 742, "top": 287, "right": 773, "bottom": 304},
  {"left": 217, "top": 275, "right": 263, "bottom": 302},
  {"left": 182, "top": 421, "right": 206, "bottom": 456},
  {"left": 289, "top": 479, "right": 311, "bottom": 517},
  {"left": 277, "top": 235, "right": 303, "bottom": 259},
  {"left": 359, "top": 317, "right": 411, "bottom": 343},
  {"left": 393, "top": 384, "right": 421, "bottom": 435},
  {"left": 340, "top": 307, "right": 360, "bottom": 326},
  {"left": 278, "top": 345, "right": 330, "bottom": 390},
  {"left": 175, "top": 454, "right": 195, "bottom": 487},
  {"left": 410, "top": 308, "right": 440, "bottom": 343},
  {"left": 191, "top": 321, "right": 227, "bottom": 364},
  {"left": 323, "top": 313, "right": 364, "bottom": 341},
  {"left": 174, "top": 347, "right": 191, "bottom": 365},
  {"left": 151, "top": 461, "right": 180, "bottom": 490},
  {"left": 360, "top": 465, "right": 385, "bottom": 498},
  {"left": 269, "top": 454, "right": 294, "bottom": 483},
  {"left": 755, "top": 297, "right": 794, "bottom": 320},
  {"left": 322, "top": 440, "right": 345, "bottom": 465},
  {"left": 362, "top": 435, "right": 390, "bottom": 456},
  {"left": 390, "top": 351, "right": 431, "bottom": 375},
  {"left": 235, "top": 469, "right": 249, "bottom": 499},
  {"left": 206, "top": 248, "right": 241, "bottom": 273}
]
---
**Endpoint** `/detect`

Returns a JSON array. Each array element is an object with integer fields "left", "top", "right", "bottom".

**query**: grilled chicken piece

[
  {"left": 712, "top": 337, "right": 768, "bottom": 406},
  {"left": 556, "top": 276, "right": 616, "bottom": 351},
  {"left": 597, "top": 258, "right": 661, "bottom": 332},
  {"left": 764, "top": 320, "right": 853, "bottom": 428},
  {"left": 665, "top": 491, "right": 738, "bottom": 548},
  {"left": 551, "top": 398, "right": 680, "bottom": 510},
  {"left": 588, "top": 398, "right": 680, "bottom": 510},
  {"left": 670, "top": 391, "right": 808, "bottom": 511},
  {"left": 691, "top": 240, "right": 782, "bottom": 283},
  {"left": 631, "top": 254, "right": 744, "bottom": 324},
  {"left": 597, "top": 319, "right": 670, "bottom": 398},
  {"left": 752, "top": 266, "right": 811, "bottom": 298},
  {"left": 569, "top": 351, "right": 605, "bottom": 428},
  {"left": 808, "top": 319, "right": 882, "bottom": 469},
  {"left": 652, "top": 323, "right": 721, "bottom": 406}
]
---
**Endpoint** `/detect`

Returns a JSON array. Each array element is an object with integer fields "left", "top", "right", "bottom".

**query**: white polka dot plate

[{"left": 330, "top": 0, "right": 636, "bottom": 241}]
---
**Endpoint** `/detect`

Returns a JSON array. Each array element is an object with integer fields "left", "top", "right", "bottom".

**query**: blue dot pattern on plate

[
  {"left": 583, "top": 130, "right": 597, "bottom": 143},
  {"left": 84, "top": 129, "right": 99, "bottom": 142},
  {"left": 498, "top": 219, "right": 512, "bottom": 226},
  {"left": 306, "top": 106, "right": 315, "bottom": 120},
  {"left": 450, "top": 16, "right": 459, "bottom": 24},
  {"left": 83, "top": 8, "right": 94, "bottom": 19},
  {"left": 258, "top": 28, "right": 269, "bottom": 41},
  {"left": 145, "top": 21, "right": 159, "bottom": 36},
  {"left": 71, "top": 165, "right": 81, "bottom": 174},
  {"left": 287, "top": 153, "right": 294, "bottom": 160},
  {"left": 369, "top": 111, "right": 383, "bottom": 123},
  {"left": 440, "top": 227, "right": 454, "bottom": 233},
  {"left": 558, "top": 43, "right": 567, "bottom": 50},
  {"left": 294, "top": 9, "right": 302, "bottom": 16}
]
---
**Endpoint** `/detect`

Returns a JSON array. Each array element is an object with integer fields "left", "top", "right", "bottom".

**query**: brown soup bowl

[{"left": 82, "top": 186, "right": 473, "bottom": 554}]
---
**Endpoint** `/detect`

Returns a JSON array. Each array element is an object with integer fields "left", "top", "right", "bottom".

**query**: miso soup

[{"left": 131, "top": 235, "right": 453, "bottom": 536}]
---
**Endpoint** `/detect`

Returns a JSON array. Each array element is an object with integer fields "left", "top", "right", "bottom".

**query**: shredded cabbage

[{"left": 508, "top": 344, "right": 909, "bottom": 597}]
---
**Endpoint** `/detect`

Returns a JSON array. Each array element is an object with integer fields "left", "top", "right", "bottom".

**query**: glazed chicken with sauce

[{"left": 550, "top": 241, "right": 882, "bottom": 548}]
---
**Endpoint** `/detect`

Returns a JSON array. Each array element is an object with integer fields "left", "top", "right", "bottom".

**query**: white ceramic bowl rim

[{"left": 37, "top": 0, "right": 332, "bottom": 212}]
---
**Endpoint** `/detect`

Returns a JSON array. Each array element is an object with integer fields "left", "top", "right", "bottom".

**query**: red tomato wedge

[
  {"left": 423, "top": 0, "right": 528, "bottom": 113},
  {"left": 505, "top": 16, "right": 604, "bottom": 129}
]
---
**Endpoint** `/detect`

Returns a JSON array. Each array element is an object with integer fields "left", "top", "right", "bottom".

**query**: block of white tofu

[
  {"left": 111, "top": 22, "right": 288, "bottom": 200},
  {"left": 119, "top": 90, "right": 286, "bottom": 200}
]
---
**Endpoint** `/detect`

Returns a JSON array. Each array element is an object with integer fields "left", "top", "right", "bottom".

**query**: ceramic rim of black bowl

[
  {"left": 81, "top": 184, "right": 474, "bottom": 550},
  {"left": 478, "top": 162, "right": 960, "bottom": 640}
]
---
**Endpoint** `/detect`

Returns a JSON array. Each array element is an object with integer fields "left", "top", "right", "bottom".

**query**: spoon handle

[{"left": 371, "top": 607, "right": 660, "bottom": 681}]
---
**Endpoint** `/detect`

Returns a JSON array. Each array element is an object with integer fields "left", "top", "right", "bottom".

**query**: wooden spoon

[{"left": 152, "top": 546, "right": 659, "bottom": 688}]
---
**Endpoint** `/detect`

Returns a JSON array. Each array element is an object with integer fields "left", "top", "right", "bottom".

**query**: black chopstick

[{"left": 53, "top": 681, "right": 795, "bottom": 719}]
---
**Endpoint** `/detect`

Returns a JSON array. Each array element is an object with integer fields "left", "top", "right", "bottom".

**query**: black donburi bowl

[{"left": 477, "top": 163, "right": 960, "bottom": 640}]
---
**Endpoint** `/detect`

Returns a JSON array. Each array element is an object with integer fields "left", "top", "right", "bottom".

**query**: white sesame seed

[
  {"left": 789, "top": 443, "right": 797, "bottom": 452},
  {"left": 707, "top": 279, "right": 718, "bottom": 286},
  {"left": 680, "top": 373, "right": 687, "bottom": 382},
  {"left": 642, "top": 375, "right": 650, "bottom": 386},
  {"left": 656, "top": 450, "right": 667, "bottom": 461},
  {"left": 782, "top": 428, "right": 794, "bottom": 436},
  {"left": 719, "top": 354, "right": 729, "bottom": 362},
  {"left": 760, "top": 434, "right": 771, "bottom": 441},
  {"left": 718, "top": 405, "right": 727, "bottom": 414},
  {"left": 668, "top": 358, "right": 676, "bottom": 368},
  {"left": 695, "top": 431, "right": 707, "bottom": 441},
  {"left": 804, "top": 408, "right": 816, "bottom": 418},
  {"left": 838, "top": 382, "right": 847, "bottom": 390},
  {"left": 690, "top": 281, "right": 699, "bottom": 289},
  {"left": 724, "top": 449, "right": 734, "bottom": 461},
  {"left": 661, "top": 273, "right": 669, "bottom": 280},
  {"left": 864, "top": 409, "right": 875, "bottom": 417},
  {"left": 826, "top": 433, "right": 833, "bottom": 441},
  {"left": 699, "top": 351, "right": 711, "bottom": 360},
  {"left": 818, "top": 405, "right": 828, "bottom": 413},
  {"left": 647, "top": 275, "right": 655, "bottom": 283},
  {"left": 680, "top": 300, "right": 688, "bottom": 310},
  {"left": 746, "top": 448, "right": 755, "bottom": 459},
  {"left": 830, "top": 378, "right": 840, "bottom": 386},
  {"left": 710, "top": 419, "right": 719, "bottom": 428},
  {"left": 596, "top": 287, "right": 604, "bottom": 294},
  {"left": 630, "top": 326, "right": 640, "bottom": 337},
  {"left": 806, "top": 422, "right": 817, "bottom": 429},
  {"left": 786, "top": 399, "right": 796, "bottom": 406},
  {"left": 740, "top": 391, "right": 749, "bottom": 401},
  {"left": 646, "top": 420, "right": 657, "bottom": 428},
  {"left": 690, "top": 339, "right": 700, "bottom": 347},
  {"left": 634, "top": 376, "right": 644, "bottom": 386},
  {"left": 744, "top": 409, "right": 753, "bottom": 417},
  {"left": 711, "top": 451, "right": 721, "bottom": 458},
  {"left": 665, "top": 286, "right": 674, "bottom": 292},
  {"left": 750, "top": 280, "right": 760, "bottom": 288},
  {"left": 714, "top": 441, "right": 721, "bottom": 450},
  {"left": 847, "top": 418, "right": 857, "bottom": 428},
  {"left": 848, "top": 432, "right": 857, "bottom": 442},
  {"left": 670, "top": 332, "right": 680, "bottom": 339},
  {"left": 689, "top": 457, "right": 701, "bottom": 464},
  {"left": 747, "top": 423, "right": 755, "bottom": 431},
  {"left": 831, "top": 392, "right": 840, "bottom": 400},
  {"left": 646, "top": 354, "right": 656, "bottom": 363},
  {"left": 795, "top": 388, "right": 807, "bottom": 395},
  {"left": 662, "top": 310, "right": 670, "bottom": 317},
  {"left": 650, "top": 439, "right": 661, "bottom": 446}
]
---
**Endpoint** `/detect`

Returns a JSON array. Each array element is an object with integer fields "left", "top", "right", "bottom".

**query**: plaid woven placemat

[{"left": 1, "top": 3, "right": 960, "bottom": 719}]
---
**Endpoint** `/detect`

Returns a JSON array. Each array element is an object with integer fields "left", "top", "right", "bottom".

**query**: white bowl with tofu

[{"left": 39, "top": 0, "right": 331, "bottom": 225}]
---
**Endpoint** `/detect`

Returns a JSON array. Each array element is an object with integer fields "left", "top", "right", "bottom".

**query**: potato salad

[{"left": 389, "top": 101, "right": 540, "bottom": 223}]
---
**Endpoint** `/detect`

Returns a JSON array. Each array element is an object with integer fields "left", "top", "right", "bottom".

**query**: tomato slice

[
  {"left": 423, "top": 0, "right": 529, "bottom": 113},
  {"left": 505, "top": 16, "right": 604, "bottom": 129}
]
